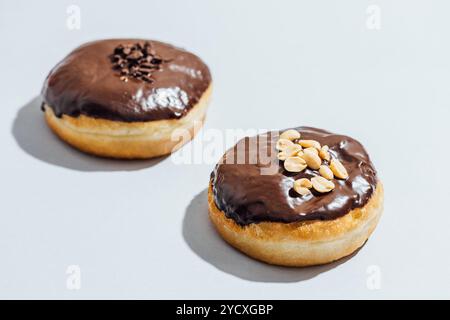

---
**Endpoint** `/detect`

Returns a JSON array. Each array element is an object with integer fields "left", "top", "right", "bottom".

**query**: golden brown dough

[
  {"left": 44, "top": 84, "right": 211, "bottom": 159},
  {"left": 208, "top": 181, "right": 383, "bottom": 267}
]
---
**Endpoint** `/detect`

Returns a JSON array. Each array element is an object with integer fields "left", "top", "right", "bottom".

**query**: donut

[
  {"left": 41, "top": 39, "right": 212, "bottom": 159},
  {"left": 209, "top": 127, "right": 383, "bottom": 267}
]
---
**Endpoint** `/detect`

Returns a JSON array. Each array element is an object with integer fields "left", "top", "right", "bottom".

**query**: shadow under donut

[
  {"left": 183, "top": 188, "right": 360, "bottom": 283},
  {"left": 12, "top": 96, "right": 166, "bottom": 172}
]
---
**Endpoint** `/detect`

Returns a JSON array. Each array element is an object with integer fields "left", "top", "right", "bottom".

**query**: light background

[{"left": 1, "top": 0, "right": 449, "bottom": 299}]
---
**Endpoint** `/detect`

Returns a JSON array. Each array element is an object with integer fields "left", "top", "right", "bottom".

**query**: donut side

[
  {"left": 208, "top": 180, "right": 383, "bottom": 267},
  {"left": 44, "top": 84, "right": 211, "bottom": 159}
]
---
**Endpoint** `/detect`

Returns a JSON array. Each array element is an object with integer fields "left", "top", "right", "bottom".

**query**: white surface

[{"left": 1, "top": 0, "right": 449, "bottom": 299}]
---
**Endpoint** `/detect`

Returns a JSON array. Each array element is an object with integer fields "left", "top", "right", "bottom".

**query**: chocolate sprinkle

[{"left": 110, "top": 41, "right": 167, "bottom": 83}]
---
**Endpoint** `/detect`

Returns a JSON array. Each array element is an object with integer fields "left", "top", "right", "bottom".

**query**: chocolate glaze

[
  {"left": 41, "top": 39, "right": 211, "bottom": 122},
  {"left": 211, "top": 127, "right": 378, "bottom": 225}
]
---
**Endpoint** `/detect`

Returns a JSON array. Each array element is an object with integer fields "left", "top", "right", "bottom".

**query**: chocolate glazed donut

[
  {"left": 41, "top": 39, "right": 212, "bottom": 159},
  {"left": 209, "top": 127, "right": 383, "bottom": 267}
]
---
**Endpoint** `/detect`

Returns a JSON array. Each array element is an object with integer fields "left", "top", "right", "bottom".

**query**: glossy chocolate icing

[
  {"left": 211, "top": 127, "right": 378, "bottom": 225},
  {"left": 42, "top": 39, "right": 211, "bottom": 122}
]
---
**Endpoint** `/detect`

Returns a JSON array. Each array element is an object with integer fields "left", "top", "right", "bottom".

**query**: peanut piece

[
  {"left": 276, "top": 138, "right": 294, "bottom": 151},
  {"left": 294, "top": 186, "right": 311, "bottom": 196},
  {"left": 319, "top": 165, "right": 334, "bottom": 180},
  {"left": 330, "top": 158, "right": 349, "bottom": 179},
  {"left": 278, "top": 144, "right": 302, "bottom": 161},
  {"left": 277, "top": 152, "right": 287, "bottom": 161},
  {"left": 294, "top": 178, "right": 312, "bottom": 189},
  {"left": 284, "top": 144, "right": 302, "bottom": 157},
  {"left": 298, "top": 140, "right": 321, "bottom": 150},
  {"left": 311, "top": 176, "right": 335, "bottom": 193},
  {"left": 284, "top": 156, "right": 307, "bottom": 172},
  {"left": 302, "top": 149, "right": 322, "bottom": 170},
  {"left": 304, "top": 147, "right": 318, "bottom": 155},
  {"left": 280, "top": 129, "right": 301, "bottom": 141},
  {"left": 319, "top": 145, "right": 331, "bottom": 161}
]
